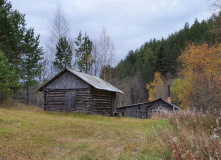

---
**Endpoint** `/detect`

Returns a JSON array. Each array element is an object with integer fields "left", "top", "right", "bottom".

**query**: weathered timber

[
  {"left": 46, "top": 71, "right": 90, "bottom": 89},
  {"left": 91, "top": 88, "right": 114, "bottom": 115},
  {"left": 39, "top": 69, "right": 123, "bottom": 115},
  {"left": 47, "top": 97, "right": 65, "bottom": 101},
  {"left": 117, "top": 98, "right": 180, "bottom": 119}
]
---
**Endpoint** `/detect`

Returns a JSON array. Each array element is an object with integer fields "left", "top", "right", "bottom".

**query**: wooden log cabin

[
  {"left": 38, "top": 68, "right": 123, "bottom": 115},
  {"left": 117, "top": 98, "right": 180, "bottom": 119}
]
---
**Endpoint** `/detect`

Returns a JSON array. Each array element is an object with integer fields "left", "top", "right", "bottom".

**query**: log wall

[
  {"left": 91, "top": 88, "right": 114, "bottom": 115},
  {"left": 42, "top": 70, "right": 117, "bottom": 115},
  {"left": 117, "top": 99, "right": 177, "bottom": 119},
  {"left": 117, "top": 103, "right": 149, "bottom": 119},
  {"left": 44, "top": 88, "right": 92, "bottom": 113}
]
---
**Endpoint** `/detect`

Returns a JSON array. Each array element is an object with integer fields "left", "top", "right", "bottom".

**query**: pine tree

[
  {"left": 0, "top": 50, "right": 19, "bottom": 102},
  {"left": 82, "top": 34, "right": 93, "bottom": 74},
  {"left": 0, "top": 0, "right": 43, "bottom": 103},
  {"left": 20, "top": 28, "right": 43, "bottom": 104},
  {"left": 74, "top": 31, "right": 83, "bottom": 71},
  {"left": 0, "top": 1, "right": 26, "bottom": 69},
  {"left": 74, "top": 32, "right": 93, "bottom": 73},
  {"left": 53, "top": 36, "right": 72, "bottom": 72}
]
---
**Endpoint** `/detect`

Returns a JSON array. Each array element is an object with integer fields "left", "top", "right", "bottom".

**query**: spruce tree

[{"left": 53, "top": 36, "right": 72, "bottom": 72}]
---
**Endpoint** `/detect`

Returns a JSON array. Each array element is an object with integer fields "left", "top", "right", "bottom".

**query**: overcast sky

[{"left": 9, "top": 0, "right": 213, "bottom": 62}]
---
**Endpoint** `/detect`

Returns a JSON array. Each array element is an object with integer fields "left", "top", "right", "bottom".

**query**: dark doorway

[{"left": 65, "top": 91, "right": 76, "bottom": 110}]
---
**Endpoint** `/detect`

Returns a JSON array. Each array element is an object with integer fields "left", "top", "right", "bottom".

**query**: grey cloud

[{"left": 10, "top": 0, "right": 212, "bottom": 61}]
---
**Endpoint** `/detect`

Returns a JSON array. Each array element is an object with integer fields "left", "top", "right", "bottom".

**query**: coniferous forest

[{"left": 1, "top": 0, "right": 221, "bottom": 112}]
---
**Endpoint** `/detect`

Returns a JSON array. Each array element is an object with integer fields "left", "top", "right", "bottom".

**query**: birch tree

[
  {"left": 46, "top": 3, "right": 70, "bottom": 76},
  {"left": 98, "top": 28, "right": 115, "bottom": 81}
]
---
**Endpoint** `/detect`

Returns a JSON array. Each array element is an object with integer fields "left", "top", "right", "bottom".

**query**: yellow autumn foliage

[
  {"left": 173, "top": 42, "right": 221, "bottom": 110},
  {"left": 146, "top": 72, "right": 165, "bottom": 101},
  {"left": 171, "top": 78, "right": 192, "bottom": 109}
]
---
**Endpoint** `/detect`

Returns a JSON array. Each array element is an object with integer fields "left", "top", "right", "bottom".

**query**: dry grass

[
  {"left": 0, "top": 101, "right": 169, "bottom": 160},
  {"left": 2, "top": 100, "right": 219, "bottom": 159},
  {"left": 152, "top": 110, "right": 221, "bottom": 160}
]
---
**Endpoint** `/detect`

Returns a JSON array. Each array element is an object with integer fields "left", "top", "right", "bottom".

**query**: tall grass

[{"left": 152, "top": 110, "right": 221, "bottom": 159}]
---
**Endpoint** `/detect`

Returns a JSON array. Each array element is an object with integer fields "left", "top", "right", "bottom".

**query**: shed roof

[
  {"left": 38, "top": 68, "right": 123, "bottom": 93},
  {"left": 118, "top": 98, "right": 180, "bottom": 110}
]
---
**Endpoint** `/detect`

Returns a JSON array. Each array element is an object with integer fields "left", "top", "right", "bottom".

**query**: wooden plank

[
  {"left": 93, "top": 99, "right": 112, "bottom": 102},
  {"left": 93, "top": 102, "right": 111, "bottom": 105},
  {"left": 112, "top": 92, "right": 117, "bottom": 113},
  {"left": 93, "top": 94, "right": 111, "bottom": 97},
  {"left": 92, "top": 92, "right": 111, "bottom": 95},
  {"left": 47, "top": 94, "right": 65, "bottom": 97},
  {"left": 47, "top": 90, "right": 66, "bottom": 93},
  {"left": 75, "top": 107, "right": 90, "bottom": 111},
  {"left": 75, "top": 103, "right": 91, "bottom": 107},
  {"left": 65, "top": 91, "right": 76, "bottom": 110},
  {"left": 47, "top": 102, "right": 64, "bottom": 105},
  {"left": 46, "top": 71, "right": 90, "bottom": 89},
  {"left": 46, "top": 90, "right": 91, "bottom": 95},
  {"left": 45, "top": 91, "right": 48, "bottom": 107},
  {"left": 92, "top": 93, "right": 111, "bottom": 97},
  {"left": 92, "top": 88, "right": 111, "bottom": 93},
  {"left": 92, "top": 108, "right": 111, "bottom": 111},
  {"left": 46, "top": 104, "right": 64, "bottom": 107},
  {"left": 93, "top": 96, "right": 112, "bottom": 99},
  {"left": 46, "top": 87, "right": 90, "bottom": 91},
  {"left": 47, "top": 97, "right": 65, "bottom": 101},
  {"left": 75, "top": 100, "right": 92, "bottom": 104}
]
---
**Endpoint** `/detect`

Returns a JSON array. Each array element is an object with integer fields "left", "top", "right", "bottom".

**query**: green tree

[
  {"left": 53, "top": 36, "right": 72, "bottom": 72},
  {"left": 0, "top": 0, "right": 44, "bottom": 104},
  {"left": 74, "top": 31, "right": 83, "bottom": 71},
  {"left": 0, "top": 50, "right": 19, "bottom": 102},
  {"left": 20, "top": 28, "right": 43, "bottom": 104},
  {"left": 0, "top": 1, "right": 26, "bottom": 68},
  {"left": 74, "top": 32, "right": 93, "bottom": 74}
]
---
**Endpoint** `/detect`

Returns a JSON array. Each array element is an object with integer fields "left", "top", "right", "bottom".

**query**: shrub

[{"left": 153, "top": 110, "right": 221, "bottom": 159}]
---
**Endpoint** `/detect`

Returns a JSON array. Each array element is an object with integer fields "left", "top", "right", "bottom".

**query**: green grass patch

[{"left": 0, "top": 104, "right": 169, "bottom": 159}]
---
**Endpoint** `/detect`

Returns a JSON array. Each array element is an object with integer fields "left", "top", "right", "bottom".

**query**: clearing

[{"left": 0, "top": 104, "right": 169, "bottom": 159}]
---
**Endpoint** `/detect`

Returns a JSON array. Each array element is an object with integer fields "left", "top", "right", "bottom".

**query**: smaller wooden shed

[
  {"left": 117, "top": 98, "right": 180, "bottom": 119},
  {"left": 38, "top": 68, "right": 123, "bottom": 115}
]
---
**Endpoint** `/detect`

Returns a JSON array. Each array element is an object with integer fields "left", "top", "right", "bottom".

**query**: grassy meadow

[
  {"left": 0, "top": 102, "right": 169, "bottom": 160},
  {"left": 0, "top": 101, "right": 220, "bottom": 160}
]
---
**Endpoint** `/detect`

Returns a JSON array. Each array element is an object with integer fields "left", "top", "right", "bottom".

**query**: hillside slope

[{"left": 0, "top": 104, "right": 168, "bottom": 159}]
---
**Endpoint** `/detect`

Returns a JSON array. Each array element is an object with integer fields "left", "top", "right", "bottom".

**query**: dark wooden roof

[
  {"left": 118, "top": 98, "right": 181, "bottom": 110},
  {"left": 38, "top": 68, "right": 123, "bottom": 93}
]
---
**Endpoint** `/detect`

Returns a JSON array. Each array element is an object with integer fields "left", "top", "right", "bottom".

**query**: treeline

[
  {"left": 0, "top": 0, "right": 43, "bottom": 104},
  {"left": 1, "top": 0, "right": 221, "bottom": 111},
  {"left": 110, "top": 16, "right": 218, "bottom": 107},
  {"left": 0, "top": 0, "right": 115, "bottom": 105}
]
